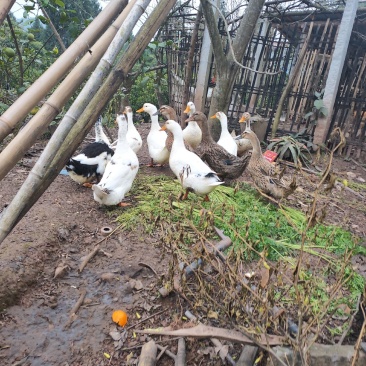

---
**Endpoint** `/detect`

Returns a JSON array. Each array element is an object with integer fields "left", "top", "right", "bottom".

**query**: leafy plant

[{"left": 267, "top": 133, "right": 314, "bottom": 167}]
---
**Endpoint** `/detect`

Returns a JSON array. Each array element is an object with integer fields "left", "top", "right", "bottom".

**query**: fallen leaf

[
  {"left": 215, "top": 344, "right": 229, "bottom": 361},
  {"left": 109, "top": 330, "right": 121, "bottom": 341},
  {"left": 207, "top": 310, "right": 218, "bottom": 319},
  {"left": 54, "top": 262, "right": 69, "bottom": 279},
  {"left": 260, "top": 266, "right": 270, "bottom": 288}
]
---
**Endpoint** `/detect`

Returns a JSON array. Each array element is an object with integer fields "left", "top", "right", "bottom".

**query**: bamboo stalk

[
  {"left": 0, "top": 0, "right": 177, "bottom": 245},
  {"left": 0, "top": 0, "right": 15, "bottom": 27},
  {"left": 0, "top": 0, "right": 128, "bottom": 143},
  {"left": 0, "top": 0, "right": 137, "bottom": 181},
  {"left": 0, "top": 0, "right": 139, "bottom": 180}
]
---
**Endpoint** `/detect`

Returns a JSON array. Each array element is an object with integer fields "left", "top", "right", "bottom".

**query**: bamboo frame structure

[
  {"left": 0, "top": 0, "right": 135, "bottom": 181},
  {"left": 0, "top": 0, "right": 127, "bottom": 143},
  {"left": 0, "top": 0, "right": 177, "bottom": 245}
]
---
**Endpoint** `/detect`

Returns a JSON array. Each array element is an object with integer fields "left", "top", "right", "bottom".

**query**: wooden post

[
  {"left": 194, "top": 0, "right": 219, "bottom": 112},
  {"left": 0, "top": 0, "right": 137, "bottom": 182},
  {"left": 313, "top": 0, "right": 359, "bottom": 145},
  {"left": 181, "top": 5, "right": 202, "bottom": 127},
  {"left": 0, "top": 0, "right": 127, "bottom": 143},
  {"left": 0, "top": 0, "right": 177, "bottom": 245}
]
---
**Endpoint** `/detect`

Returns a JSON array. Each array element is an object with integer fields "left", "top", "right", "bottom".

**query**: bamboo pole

[
  {"left": 271, "top": 22, "right": 313, "bottom": 138},
  {"left": 0, "top": 0, "right": 137, "bottom": 181},
  {"left": 0, "top": 0, "right": 15, "bottom": 27},
  {"left": 0, "top": 0, "right": 127, "bottom": 143},
  {"left": 0, "top": 0, "right": 177, "bottom": 245}
]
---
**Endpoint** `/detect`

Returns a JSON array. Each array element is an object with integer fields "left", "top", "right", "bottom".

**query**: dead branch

[
  {"left": 126, "top": 308, "right": 168, "bottom": 331},
  {"left": 78, "top": 244, "right": 101, "bottom": 273},
  {"left": 138, "top": 339, "right": 157, "bottom": 366},
  {"left": 351, "top": 296, "right": 366, "bottom": 366},
  {"left": 135, "top": 323, "right": 284, "bottom": 346},
  {"left": 64, "top": 289, "right": 86, "bottom": 329},
  {"left": 338, "top": 294, "right": 362, "bottom": 345},
  {"left": 157, "top": 338, "right": 186, "bottom": 366}
]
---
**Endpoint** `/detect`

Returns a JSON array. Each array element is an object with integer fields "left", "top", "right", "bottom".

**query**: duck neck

[
  {"left": 150, "top": 110, "right": 160, "bottom": 130},
  {"left": 219, "top": 115, "right": 228, "bottom": 132},
  {"left": 248, "top": 133, "right": 262, "bottom": 158},
  {"left": 127, "top": 112, "right": 134, "bottom": 128},
  {"left": 116, "top": 119, "right": 128, "bottom": 148},
  {"left": 199, "top": 117, "right": 215, "bottom": 144},
  {"left": 171, "top": 128, "right": 185, "bottom": 150}
]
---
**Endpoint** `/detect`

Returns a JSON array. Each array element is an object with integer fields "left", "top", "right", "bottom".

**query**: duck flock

[{"left": 65, "top": 102, "right": 297, "bottom": 206}]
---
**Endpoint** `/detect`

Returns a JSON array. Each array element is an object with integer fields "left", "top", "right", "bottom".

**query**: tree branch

[
  {"left": 200, "top": 0, "right": 227, "bottom": 71},
  {"left": 6, "top": 15, "right": 24, "bottom": 86}
]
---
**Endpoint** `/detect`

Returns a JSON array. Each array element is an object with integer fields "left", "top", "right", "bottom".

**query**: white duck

[
  {"left": 183, "top": 101, "right": 202, "bottom": 149},
  {"left": 92, "top": 114, "right": 139, "bottom": 206},
  {"left": 95, "top": 116, "right": 111, "bottom": 145},
  {"left": 136, "top": 103, "right": 169, "bottom": 166},
  {"left": 160, "top": 119, "right": 224, "bottom": 201},
  {"left": 66, "top": 117, "right": 114, "bottom": 187},
  {"left": 124, "top": 106, "right": 142, "bottom": 153},
  {"left": 211, "top": 111, "right": 238, "bottom": 156}
]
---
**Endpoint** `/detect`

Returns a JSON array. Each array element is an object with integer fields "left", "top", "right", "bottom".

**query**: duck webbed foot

[{"left": 82, "top": 182, "right": 93, "bottom": 188}]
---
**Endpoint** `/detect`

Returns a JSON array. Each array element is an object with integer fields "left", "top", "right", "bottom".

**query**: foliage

[
  {"left": 0, "top": 15, "right": 58, "bottom": 113},
  {"left": 20, "top": 0, "right": 101, "bottom": 49},
  {"left": 267, "top": 133, "right": 314, "bottom": 167}
]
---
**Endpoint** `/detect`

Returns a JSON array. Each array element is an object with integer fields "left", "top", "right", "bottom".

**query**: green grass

[
  {"left": 113, "top": 175, "right": 366, "bottom": 291},
  {"left": 113, "top": 174, "right": 365, "bottom": 321},
  {"left": 115, "top": 174, "right": 364, "bottom": 258}
]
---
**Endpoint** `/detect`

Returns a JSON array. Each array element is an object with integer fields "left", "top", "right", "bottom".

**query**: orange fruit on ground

[{"left": 112, "top": 310, "right": 128, "bottom": 327}]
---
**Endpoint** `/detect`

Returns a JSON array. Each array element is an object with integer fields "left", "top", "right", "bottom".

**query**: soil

[{"left": 0, "top": 123, "right": 365, "bottom": 366}]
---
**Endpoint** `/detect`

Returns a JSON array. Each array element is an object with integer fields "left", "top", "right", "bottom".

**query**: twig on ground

[
  {"left": 156, "top": 338, "right": 186, "bottom": 366},
  {"left": 126, "top": 308, "right": 168, "bottom": 331},
  {"left": 351, "top": 158, "right": 366, "bottom": 172},
  {"left": 64, "top": 289, "right": 87, "bottom": 329},
  {"left": 135, "top": 323, "right": 284, "bottom": 346},
  {"left": 351, "top": 296, "right": 366, "bottom": 366},
  {"left": 78, "top": 244, "right": 101, "bottom": 273},
  {"left": 338, "top": 294, "right": 362, "bottom": 345}
]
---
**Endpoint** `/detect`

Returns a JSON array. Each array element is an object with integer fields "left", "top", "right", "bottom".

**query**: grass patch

[{"left": 114, "top": 174, "right": 365, "bottom": 319}]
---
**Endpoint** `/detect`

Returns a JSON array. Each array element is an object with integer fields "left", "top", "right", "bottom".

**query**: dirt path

[{"left": 0, "top": 124, "right": 365, "bottom": 365}]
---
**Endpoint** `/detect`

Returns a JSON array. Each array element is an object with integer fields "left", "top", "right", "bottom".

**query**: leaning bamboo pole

[
  {"left": 0, "top": 0, "right": 15, "bottom": 27},
  {"left": 0, "top": 0, "right": 127, "bottom": 143},
  {"left": 0, "top": 0, "right": 176, "bottom": 245},
  {"left": 0, "top": 0, "right": 135, "bottom": 182}
]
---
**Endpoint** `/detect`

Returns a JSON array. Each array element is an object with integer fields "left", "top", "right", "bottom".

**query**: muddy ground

[{"left": 0, "top": 123, "right": 365, "bottom": 365}]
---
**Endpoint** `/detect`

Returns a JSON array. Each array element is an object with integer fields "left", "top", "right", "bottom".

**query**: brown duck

[
  {"left": 238, "top": 116, "right": 297, "bottom": 199},
  {"left": 186, "top": 112, "right": 250, "bottom": 180},
  {"left": 157, "top": 105, "right": 194, "bottom": 152}
]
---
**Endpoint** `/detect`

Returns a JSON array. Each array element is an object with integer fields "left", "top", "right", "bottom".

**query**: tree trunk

[
  {"left": 0, "top": 0, "right": 127, "bottom": 144},
  {"left": 200, "top": 0, "right": 265, "bottom": 140},
  {"left": 0, "top": 0, "right": 15, "bottom": 27},
  {"left": 0, "top": 0, "right": 177, "bottom": 245},
  {"left": 37, "top": 1, "right": 67, "bottom": 52},
  {"left": 0, "top": 0, "right": 141, "bottom": 182}
]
